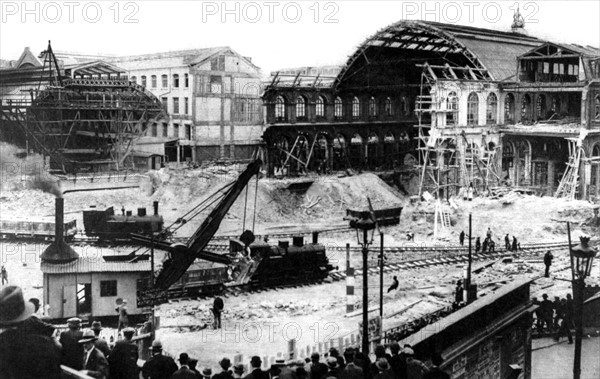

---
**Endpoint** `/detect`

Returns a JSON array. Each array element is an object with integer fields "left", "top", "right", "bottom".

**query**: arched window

[
  {"left": 505, "top": 93, "right": 515, "bottom": 124},
  {"left": 141, "top": 76, "right": 147, "bottom": 87},
  {"left": 352, "top": 97, "right": 360, "bottom": 119},
  {"left": 130, "top": 76, "right": 137, "bottom": 84},
  {"left": 296, "top": 96, "right": 307, "bottom": 120},
  {"left": 594, "top": 95, "right": 600, "bottom": 121},
  {"left": 151, "top": 75, "right": 157, "bottom": 88},
  {"left": 486, "top": 93, "right": 498, "bottom": 124},
  {"left": 446, "top": 91, "right": 458, "bottom": 125},
  {"left": 184, "top": 73, "right": 189, "bottom": 88},
  {"left": 334, "top": 97, "right": 343, "bottom": 119},
  {"left": 275, "top": 96, "right": 286, "bottom": 121},
  {"left": 368, "top": 97, "right": 377, "bottom": 118},
  {"left": 385, "top": 97, "right": 392, "bottom": 117},
  {"left": 400, "top": 97, "right": 407, "bottom": 115},
  {"left": 316, "top": 96, "right": 325, "bottom": 119},
  {"left": 537, "top": 94, "right": 547, "bottom": 119},
  {"left": 161, "top": 74, "right": 168, "bottom": 88},
  {"left": 467, "top": 92, "right": 479, "bottom": 126},
  {"left": 173, "top": 74, "right": 179, "bottom": 88}
]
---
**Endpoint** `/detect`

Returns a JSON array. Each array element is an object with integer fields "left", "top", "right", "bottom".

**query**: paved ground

[{"left": 532, "top": 336, "right": 600, "bottom": 379}]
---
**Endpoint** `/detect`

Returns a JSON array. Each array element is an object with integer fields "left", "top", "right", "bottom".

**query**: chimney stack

[
  {"left": 41, "top": 197, "right": 79, "bottom": 262},
  {"left": 153, "top": 201, "right": 159, "bottom": 216}
]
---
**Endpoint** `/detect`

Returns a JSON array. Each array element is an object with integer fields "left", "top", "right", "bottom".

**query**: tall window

[
  {"left": 352, "top": 97, "right": 360, "bottom": 119},
  {"left": 368, "top": 97, "right": 377, "bottom": 118},
  {"left": 467, "top": 92, "right": 479, "bottom": 126},
  {"left": 130, "top": 76, "right": 137, "bottom": 84},
  {"left": 151, "top": 123, "right": 157, "bottom": 137},
  {"left": 185, "top": 73, "right": 189, "bottom": 87},
  {"left": 184, "top": 97, "right": 189, "bottom": 115},
  {"left": 446, "top": 91, "right": 458, "bottom": 125},
  {"left": 161, "top": 74, "right": 168, "bottom": 88},
  {"left": 595, "top": 95, "right": 600, "bottom": 121},
  {"left": 385, "top": 97, "right": 392, "bottom": 117},
  {"left": 185, "top": 124, "right": 191, "bottom": 140},
  {"left": 275, "top": 96, "right": 286, "bottom": 121},
  {"left": 151, "top": 75, "right": 157, "bottom": 88},
  {"left": 505, "top": 93, "right": 515, "bottom": 124},
  {"left": 537, "top": 94, "right": 547, "bottom": 119},
  {"left": 400, "top": 97, "right": 407, "bottom": 115},
  {"left": 316, "top": 96, "right": 325, "bottom": 118},
  {"left": 162, "top": 123, "right": 168, "bottom": 138},
  {"left": 141, "top": 75, "right": 147, "bottom": 87},
  {"left": 173, "top": 74, "right": 179, "bottom": 88},
  {"left": 161, "top": 97, "right": 167, "bottom": 110},
  {"left": 296, "top": 96, "right": 307, "bottom": 120},
  {"left": 521, "top": 94, "right": 532, "bottom": 121},
  {"left": 551, "top": 95, "right": 561, "bottom": 114},
  {"left": 173, "top": 123, "right": 180, "bottom": 138},
  {"left": 334, "top": 97, "right": 343, "bottom": 119},
  {"left": 173, "top": 97, "right": 179, "bottom": 114},
  {"left": 486, "top": 93, "right": 498, "bottom": 124}
]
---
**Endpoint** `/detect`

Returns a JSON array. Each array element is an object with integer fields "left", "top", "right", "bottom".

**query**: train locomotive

[{"left": 83, "top": 201, "right": 164, "bottom": 241}]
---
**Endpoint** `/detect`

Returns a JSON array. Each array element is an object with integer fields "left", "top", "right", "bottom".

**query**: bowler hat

[
  {"left": 375, "top": 358, "right": 390, "bottom": 371},
  {"left": 78, "top": 330, "right": 98, "bottom": 344},
  {"left": 0, "top": 286, "right": 34, "bottom": 325},
  {"left": 67, "top": 317, "right": 82, "bottom": 325},
  {"left": 326, "top": 357, "right": 338, "bottom": 369},
  {"left": 151, "top": 340, "right": 163, "bottom": 351},
  {"left": 250, "top": 356, "right": 262, "bottom": 366},
  {"left": 220, "top": 357, "right": 232, "bottom": 370},
  {"left": 179, "top": 353, "right": 190, "bottom": 364},
  {"left": 202, "top": 368, "right": 212, "bottom": 378}
]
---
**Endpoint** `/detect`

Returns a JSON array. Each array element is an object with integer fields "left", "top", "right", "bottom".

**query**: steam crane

[{"left": 132, "top": 159, "right": 262, "bottom": 290}]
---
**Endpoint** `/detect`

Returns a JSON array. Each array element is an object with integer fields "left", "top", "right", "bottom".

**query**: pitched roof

[{"left": 42, "top": 256, "right": 150, "bottom": 274}]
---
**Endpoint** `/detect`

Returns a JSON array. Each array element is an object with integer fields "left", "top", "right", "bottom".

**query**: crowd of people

[
  {"left": 532, "top": 293, "right": 575, "bottom": 344},
  {"left": 1, "top": 284, "right": 452, "bottom": 379}
]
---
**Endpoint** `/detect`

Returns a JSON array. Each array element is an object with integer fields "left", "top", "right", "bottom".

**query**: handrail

[{"left": 60, "top": 365, "right": 95, "bottom": 379}]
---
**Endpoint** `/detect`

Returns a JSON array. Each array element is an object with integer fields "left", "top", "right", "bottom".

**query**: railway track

[{"left": 167, "top": 241, "right": 572, "bottom": 302}]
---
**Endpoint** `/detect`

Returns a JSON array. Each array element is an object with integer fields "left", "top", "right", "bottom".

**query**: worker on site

[
  {"left": 505, "top": 234, "right": 511, "bottom": 251},
  {"left": 459, "top": 231, "right": 465, "bottom": 246},
  {"left": 212, "top": 296, "right": 224, "bottom": 329},
  {"left": 1, "top": 266, "right": 7, "bottom": 285},
  {"left": 387, "top": 276, "right": 399, "bottom": 293},
  {"left": 467, "top": 183, "right": 474, "bottom": 201},
  {"left": 544, "top": 250, "right": 554, "bottom": 278},
  {"left": 475, "top": 237, "right": 481, "bottom": 254}
]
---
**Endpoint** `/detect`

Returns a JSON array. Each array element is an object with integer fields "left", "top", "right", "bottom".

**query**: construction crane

[{"left": 132, "top": 159, "right": 263, "bottom": 290}]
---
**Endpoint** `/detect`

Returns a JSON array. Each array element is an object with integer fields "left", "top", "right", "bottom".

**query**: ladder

[{"left": 555, "top": 139, "right": 582, "bottom": 200}]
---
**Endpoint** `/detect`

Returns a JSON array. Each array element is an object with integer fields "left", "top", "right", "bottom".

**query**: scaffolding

[
  {"left": 0, "top": 42, "right": 165, "bottom": 173},
  {"left": 415, "top": 63, "right": 500, "bottom": 198},
  {"left": 555, "top": 136, "right": 585, "bottom": 200}
]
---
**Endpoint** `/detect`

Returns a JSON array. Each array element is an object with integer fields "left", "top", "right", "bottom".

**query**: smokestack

[
  {"left": 153, "top": 201, "right": 159, "bottom": 216},
  {"left": 41, "top": 197, "right": 79, "bottom": 262}
]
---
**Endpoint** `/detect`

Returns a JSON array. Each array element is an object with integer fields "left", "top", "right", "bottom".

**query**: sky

[{"left": 1, "top": 0, "right": 599, "bottom": 77}]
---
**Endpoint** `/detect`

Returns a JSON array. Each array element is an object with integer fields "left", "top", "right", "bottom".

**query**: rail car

[
  {"left": 83, "top": 202, "right": 164, "bottom": 241},
  {"left": 0, "top": 218, "right": 77, "bottom": 241},
  {"left": 144, "top": 235, "right": 334, "bottom": 299}
]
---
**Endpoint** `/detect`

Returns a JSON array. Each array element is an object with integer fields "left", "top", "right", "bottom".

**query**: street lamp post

[
  {"left": 349, "top": 210, "right": 376, "bottom": 355},
  {"left": 567, "top": 223, "right": 597, "bottom": 379}
]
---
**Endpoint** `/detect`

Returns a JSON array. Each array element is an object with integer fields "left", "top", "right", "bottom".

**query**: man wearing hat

[
  {"left": 79, "top": 329, "right": 109, "bottom": 379},
  {"left": 213, "top": 357, "right": 234, "bottom": 379},
  {"left": 243, "top": 356, "right": 269, "bottom": 379},
  {"left": 142, "top": 340, "right": 178, "bottom": 379},
  {"left": 325, "top": 356, "right": 340, "bottom": 378},
  {"left": 201, "top": 367, "right": 213, "bottom": 379},
  {"left": 171, "top": 353, "right": 197, "bottom": 379},
  {"left": 90, "top": 321, "right": 111, "bottom": 358},
  {"left": 60, "top": 317, "right": 85, "bottom": 370},
  {"left": 108, "top": 327, "right": 139, "bottom": 379},
  {"left": 404, "top": 348, "right": 429, "bottom": 378},
  {"left": 232, "top": 363, "right": 246, "bottom": 379},
  {"left": 373, "top": 358, "right": 393, "bottom": 379},
  {"left": 305, "top": 352, "right": 328, "bottom": 379},
  {"left": 18, "top": 297, "right": 56, "bottom": 340},
  {"left": 0, "top": 285, "right": 62, "bottom": 379}
]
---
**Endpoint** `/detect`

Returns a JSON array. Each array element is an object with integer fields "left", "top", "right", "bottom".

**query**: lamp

[
  {"left": 348, "top": 209, "right": 376, "bottom": 355},
  {"left": 567, "top": 227, "right": 598, "bottom": 379},
  {"left": 570, "top": 236, "right": 597, "bottom": 279},
  {"left": 350, "top": 210, "right": 376, "bottom": 246}
]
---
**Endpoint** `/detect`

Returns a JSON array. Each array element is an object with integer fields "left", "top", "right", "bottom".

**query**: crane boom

[{"left": 153, "top": 159, "right": 262, "bottom": 290}]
